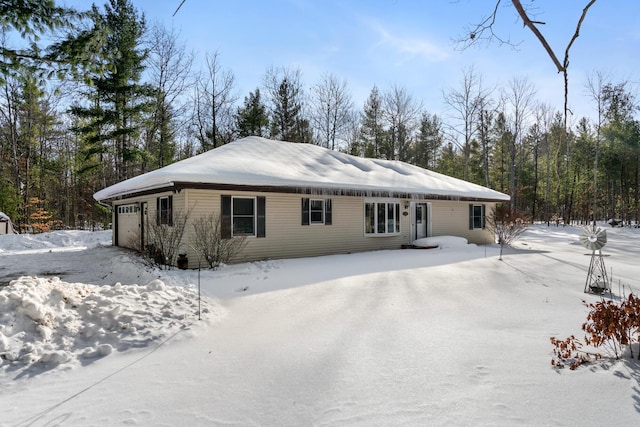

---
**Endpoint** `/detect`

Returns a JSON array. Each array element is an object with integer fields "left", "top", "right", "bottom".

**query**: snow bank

[
  {"left": 0, "top": 230, "right": 110, "bottom": 253},
  {"left": 412, "top": 235, "right": 471, "bottom": 248},
  {"left": 0, "top": 276, "right": 222, "bottom": 373}
]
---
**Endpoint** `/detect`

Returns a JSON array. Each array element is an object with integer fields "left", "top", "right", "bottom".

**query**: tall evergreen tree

[
  {"left": 0, "top": 0, "right": 108, "bottom": 84},
  {"left": 359, "top": 85, "right": 386, "bottom": 158},
  {"left": 600, "top": 82, "right": 640, "bottom": 223},
  {"left": 70, "top": 0, "right": 153, "bottom": 184},
  {"left": 235, "top": 88, "right": 269, "bottom": 137},
  {"left": 263, "top": 66, "right": 308, "bottom": 142},
  {"left": 413, "top": 112, "right": 443, "bottom": 169}
]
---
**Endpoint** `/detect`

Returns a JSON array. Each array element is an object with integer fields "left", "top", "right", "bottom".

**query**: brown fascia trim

[{"left": 101, "top": 181, "right": 508, "bottom": 204}]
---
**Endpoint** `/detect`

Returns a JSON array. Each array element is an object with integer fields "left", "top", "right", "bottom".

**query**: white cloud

[{"left": 366, "top": 19, "right": 451, "bottom": 64}]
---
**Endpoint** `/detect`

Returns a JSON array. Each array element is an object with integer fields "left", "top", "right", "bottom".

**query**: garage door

[{"left": 116, "top": 204, "right": 140, "bottom": 249}]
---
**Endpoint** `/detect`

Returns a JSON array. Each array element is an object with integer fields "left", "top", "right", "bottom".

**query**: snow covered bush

[{"left": 191, "top": 213, "right": 247, "bottom": 269}]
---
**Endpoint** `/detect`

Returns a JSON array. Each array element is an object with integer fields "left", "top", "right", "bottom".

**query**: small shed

[{"left": 0, "top": 212, "right": 17, "bottom": 234}]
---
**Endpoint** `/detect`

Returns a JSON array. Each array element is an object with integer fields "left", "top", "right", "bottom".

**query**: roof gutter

[{"left": 96, "top": 181, "right": 509, "bottom": 204}]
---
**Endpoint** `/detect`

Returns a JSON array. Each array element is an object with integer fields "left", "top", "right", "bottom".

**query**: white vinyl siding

[{"left": 113, "top": 189, "right": 496, "bottom": 267}]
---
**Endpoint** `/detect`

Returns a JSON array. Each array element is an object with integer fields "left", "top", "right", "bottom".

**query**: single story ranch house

[{"left": 94, "top": 136, "right": 510, "bottom": 268}]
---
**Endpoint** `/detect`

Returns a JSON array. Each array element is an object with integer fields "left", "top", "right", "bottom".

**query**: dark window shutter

[
  {"left": 156, "top": 198, "right": 160, "bottom": 226},
  {"left": 168, "top": 195, "right": 173, "bottom": 226},
  {"left": 325, "top": 199, "right": 332, "bottom": 225},
  {"left": 302, "top": 198, "right": 310, "bottom": 225},
  {"left": 221, "top": 195, "right": 232, "bottom": 239},
  {"left": 257, "top": 196, "right": 266, "bottom": 238},
  {"left": 469, "top": 204, "right": 474, "bottom": 230},
  {"left": 481, "top": 204, "right": 486, "bottom": 229}
]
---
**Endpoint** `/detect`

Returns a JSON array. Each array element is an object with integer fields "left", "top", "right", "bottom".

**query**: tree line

[{"left": 1, "top": 0, "right": 638, "bottom": 232}]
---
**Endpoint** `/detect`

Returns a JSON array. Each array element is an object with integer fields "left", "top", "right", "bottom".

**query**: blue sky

[{"left": 74, "top": 0, "right": 639, "bottom": 122}]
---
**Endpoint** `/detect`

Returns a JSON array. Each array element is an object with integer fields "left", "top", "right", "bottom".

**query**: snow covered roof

[
  {"left": 0, "top": 212, "right": 10, "bottom": 222},
  {"left": 94, "top": 136, "right": 510, "bottom": 202}
]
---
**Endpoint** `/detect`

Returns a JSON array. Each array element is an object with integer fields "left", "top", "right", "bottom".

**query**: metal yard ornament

[{"left": 579, "top": 226, "right": 609, "bottom": 294}]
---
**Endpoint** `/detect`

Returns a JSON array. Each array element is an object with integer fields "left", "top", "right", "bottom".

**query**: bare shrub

[
  {"left": 191, "top": 213, "right": 247, "bottom": 269},
  {"left": 148, "top": 209, "right": 189, "bottom": 268},
  {"left": 485, "top": 206, "right": 528, "bottom": 260},
  {"left": 127, "top": 228, "right": 141, "bottom": 251}
]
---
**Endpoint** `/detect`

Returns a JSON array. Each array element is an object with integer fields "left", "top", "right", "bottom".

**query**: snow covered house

[{"left": 94, "top": 136, "right": 509, "bottom": 267}]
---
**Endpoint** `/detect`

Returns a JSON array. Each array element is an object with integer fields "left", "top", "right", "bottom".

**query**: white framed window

[
  {"left": 232, "top": 196, "right": 256, "bottom": 236},
  {"left": 364, "top": 200, "right": 400, "bottom": 235},
  {"left": 302, "top": 198, "right": 332, "bottom": 226},
  {"left": 157, "top": 196, "right": 172, "bottom": 226},
  {"left": 470, "top": 204, "right": 486, "bottom": 230},
  {"left": 310, "top": 199, "right": 324, "bottom": 224},
  {"left": 221, "top": 195, "right": 265, "bottom": 239}
]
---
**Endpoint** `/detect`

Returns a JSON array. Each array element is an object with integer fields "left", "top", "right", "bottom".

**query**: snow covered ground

[{"left": 1, "top": 224, "right": 639, "bottom": 426}]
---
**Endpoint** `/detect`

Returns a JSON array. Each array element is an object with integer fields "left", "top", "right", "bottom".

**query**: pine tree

[
  {"left": 70, "top": 0, "right": 154, "bottom": 184},
  {"left": 0, "top": 0, "right": 108, "bottom": 84},
  {"left": 413, "top": 112, "right": 443, "bottom": 169},
  {"left": 263, "top": 66, "right": 311, "bottom": 143},
  {"left": 359, "top": 85, "right": 386, "bottom": 158},
  {"left": 235, "top": 88, "right": 269, "bottom": 137}
]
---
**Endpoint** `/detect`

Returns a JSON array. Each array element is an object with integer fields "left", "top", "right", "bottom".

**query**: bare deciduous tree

[
  {"left": 145, "top": 23, "right": 194, "bottom": 169},
  {"left": 191, "top": 51, "right": 237, "bottom": 152},
  {"left": 383, "top": 84, "right": 421, "bottom": 161},
  {"left": 457, "top": 0, "right": 597, "bottom": 134},
  {"left": 585, "top": 71, "right": 610, "bottom": 229},
  {"left": 503, "top": 76, "right": 536, "bottom": 211},
  {"left": 476, "top": 89, "right": 499, "bottom": 187},
  {"left": 443, "top": 66, "right": 488, "bottom": 180},
  {"left": 309, "top": 72, "right": 353, "bottom": 150}
]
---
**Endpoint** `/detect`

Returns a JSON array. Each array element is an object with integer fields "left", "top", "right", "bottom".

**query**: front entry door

[{"left": 415, "top": 204, "right": 427, "bottom": 239}]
